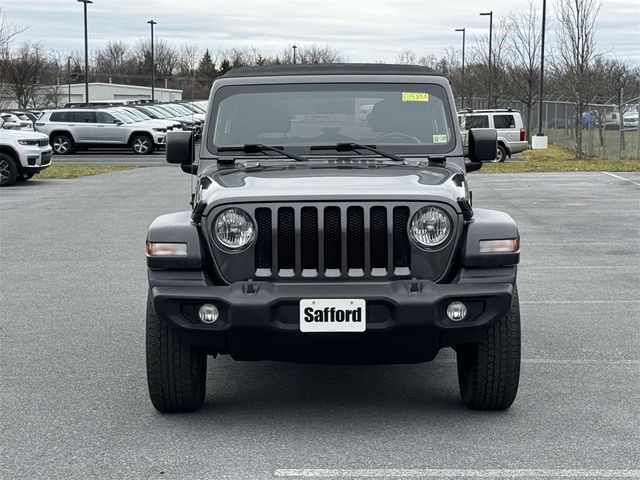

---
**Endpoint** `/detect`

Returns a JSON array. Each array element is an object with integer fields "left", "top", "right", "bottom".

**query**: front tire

[
  {"left": 0, "top": 153, "right": 19, "bottom": 187},
  {"left": 456, "top": 285, "right": 521, "bottom": 410},
  {"left": 131, "top": 135, "right": 154, "bottom": 155},
  {"left": 146, "top": 291, "right": 207, "bottom": 413}
]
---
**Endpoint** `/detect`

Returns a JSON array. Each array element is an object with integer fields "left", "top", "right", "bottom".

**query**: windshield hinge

[{"left": 428, "top": 156, "right": 447, "bottom": 165}]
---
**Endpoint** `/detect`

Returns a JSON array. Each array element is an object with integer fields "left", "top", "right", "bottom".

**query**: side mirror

[
  {"left": 166, "top": 131, "right": 197, "bottom": 174},
  {"left": 468, "top": 128, "right": 498, "bottom": 162}
]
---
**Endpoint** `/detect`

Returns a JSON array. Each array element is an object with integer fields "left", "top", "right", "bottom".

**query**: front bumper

[
  {"left": 150, "top": 270, "right": 515, "bottom": 364},
  {"left": 19, "top": 147, "right": 52, "bottom": 171}
]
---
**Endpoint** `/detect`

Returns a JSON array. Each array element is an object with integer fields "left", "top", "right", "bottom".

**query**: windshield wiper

[
  {"left": 218, "top": 144, "right": 306, "bottom": 162},
  {"left": 310, "top": 143, "right": 405, "bottom": 162}
]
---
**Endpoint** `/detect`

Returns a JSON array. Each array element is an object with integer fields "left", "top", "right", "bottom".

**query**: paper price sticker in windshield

[
  {"left": 402, "top": 92, "right": 429, "bottom": 102},
  {"left": 433, "top": 134, "right": 448, "bottom": 143}
]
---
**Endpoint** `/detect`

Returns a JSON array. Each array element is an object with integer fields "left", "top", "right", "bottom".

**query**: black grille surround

[{"left": 203, "top": 202, "right": 462, "bottom": 284}]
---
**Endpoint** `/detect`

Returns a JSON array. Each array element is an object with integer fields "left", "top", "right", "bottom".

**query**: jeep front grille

[{"left": 253, "top": 204, "right": 412, "bottom": 279}]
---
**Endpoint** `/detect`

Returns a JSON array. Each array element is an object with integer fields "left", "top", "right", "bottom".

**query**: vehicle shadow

[{"left": 181, "top": 351, "right": 483, "bottom": 421}]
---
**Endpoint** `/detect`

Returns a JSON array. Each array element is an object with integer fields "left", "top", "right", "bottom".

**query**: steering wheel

[{"left": 376, "top": 133, "right": 421, "bottom": 144}]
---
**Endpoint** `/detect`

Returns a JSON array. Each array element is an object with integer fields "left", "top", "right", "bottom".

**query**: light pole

[
  {"left": 147, "top": 20, "right": 157, "bottom": 102},
  {"left": 480, "top": 11, "right": 493, "bottom": 107},
  {"left": 292, "top": 45, "right": 298, "bottom": 64},
  {"left": 67, "top": 56, "right": 72, "bottom": 103},
  {"left": 77, "top": 0, "right": 92, "bottom": 105},
  {"left": 455, "top": 28, "right": 466, "bottom": 110},
  {"left": 537, "top": 0, "right": 547, "bottom": 136}
]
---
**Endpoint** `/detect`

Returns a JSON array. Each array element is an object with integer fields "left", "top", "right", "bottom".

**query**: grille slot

[
  {"left": 255, "top": 208, "right": 272, "bottom": 269},
  {"left": 324, "top": 207, "right": 341, "bottom": 270},
  {"left": 370, "top": 207, "right": 388, "bottom": 269},
  {"left": 251, "top": 204, "right": 417, "bottom": 279},
  {"left": 347, "top": 207, "right": 365, "bottom": 270},
  {"left": 393, "top": 207, "right": 411, "bottom": 268},
  {"left": 277, "top": 208, "right": 295, "bottom": 270},
  {"left": 300, "top": 207, "right": 318, "bottom": 270}
]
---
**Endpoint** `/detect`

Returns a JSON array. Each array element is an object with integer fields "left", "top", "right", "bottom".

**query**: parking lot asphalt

[
  {"left": 1, "top": 167, "right": 639, "bottom": 479},
  {"left": 51, "top": 149, "right": 170, "bottom": 165}
]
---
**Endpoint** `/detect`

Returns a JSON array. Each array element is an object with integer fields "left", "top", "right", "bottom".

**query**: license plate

[{"left": 300, "top": 299, "right": 366, "bottom": 333}]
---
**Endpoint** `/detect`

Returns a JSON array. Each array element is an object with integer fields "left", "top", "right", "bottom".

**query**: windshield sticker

[
  {"left": 433, "top": 134, "right": 448, "bottom": 143},
  {"left": 401, "top": 92, "right": 429, "bottom": 102}
]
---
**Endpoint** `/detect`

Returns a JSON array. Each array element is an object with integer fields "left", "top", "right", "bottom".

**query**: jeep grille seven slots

[{"left": 146, "top": 64, "right": 521, "bottom": 413}]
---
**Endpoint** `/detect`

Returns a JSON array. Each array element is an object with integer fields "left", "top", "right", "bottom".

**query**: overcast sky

[{"left": 4, "top": 0, "right": 640, "bottom": 64}]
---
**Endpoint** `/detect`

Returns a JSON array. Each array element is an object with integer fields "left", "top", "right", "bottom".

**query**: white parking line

[
  {"left": 432, "top": 359, "right": 640, "bottom": 365},
  {"left": 274, "top": 468, "right": 640, "bottom": 478},
  {"left": 520, "top": 265, "right": 638, "bottom": 269},
  {"left": 602, "top": 171, "right": 640, "bottom": 186},
  {"left": 520, "top": 300, "right": 639, "bottom": 304}
]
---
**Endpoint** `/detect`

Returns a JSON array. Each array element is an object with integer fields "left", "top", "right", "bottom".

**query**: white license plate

[{"left": 300, "top": 299, "right": 366, "bottom": 333}]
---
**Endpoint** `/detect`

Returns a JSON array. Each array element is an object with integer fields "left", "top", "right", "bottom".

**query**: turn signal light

[
  {"left": 479, "top": 238, "right": 520, "bottom": 253},
  {"left": 146, "top": 242, "right": 187, "bottom": 256}
]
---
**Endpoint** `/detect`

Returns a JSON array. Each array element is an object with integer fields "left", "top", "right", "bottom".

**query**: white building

[
  {"left": 1, "top": 82, "right": 182, "bottom": 109},
  {"left": 56, "top": 82, "right": 183, "bottom": 104}
]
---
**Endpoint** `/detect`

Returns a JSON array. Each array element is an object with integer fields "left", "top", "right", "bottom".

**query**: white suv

[
  {"left": 35, "top": 108, "right": 167, "bottom": 155},
  {"left": 458, "top": 109, "right": 528, "bottom": 162},
  {"left": 0, "top": 125, "right": 52, "bottom": 186}
]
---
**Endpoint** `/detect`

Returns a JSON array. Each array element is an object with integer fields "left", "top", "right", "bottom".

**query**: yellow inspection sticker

[
  {"left": 433, "top": 134, "right": 448, "bottom": 143},
  {"left": 401, "top": 92, "right": 429, "bottom": 102}
]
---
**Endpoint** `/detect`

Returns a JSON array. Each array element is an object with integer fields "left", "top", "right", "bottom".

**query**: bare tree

[
  {"left": 134, "top": 38, "right": 179, "bottom": 79},
  {"left": 277, "top": 44, "right": 343, "bottom": 64},
  {"left": 96, "top": 40, "right": 133, "bottom": 74},
  {"left": 472, "top": 18, "right": 510, "bottom": 107},
  {"left": 506, "top": 0, "right": 543, "bottom": 138},
  {"left": 4, "top": 42, "right": 50, "bottom": 108},
  {"left": 178, "top": 44, "right": 200, "bottom": 76},
  {"left": 0, "top": 8, "right": 28, "bottom": 55},
  {"left": 554, "top": 0, "right": 602, "bottom": 159},
  {"left": 395, "top": 49, "right": 418, "bottom": 65}
]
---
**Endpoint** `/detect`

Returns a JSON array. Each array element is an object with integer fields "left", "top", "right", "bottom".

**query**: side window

[
  {"left": 96, "top": 112, "right": 119, "bottom": 124},
  {"left": 465, "top": 115, "right": 489, "bottom": 129},
  {"left": 493, "top": 114, "right": 515, "bottom": 129},
  {"left": 71, "top": 111, "right": 95, "bottom": 123},
  {"left": 50, "top": 111, "right": 69, "bottom": 122}
]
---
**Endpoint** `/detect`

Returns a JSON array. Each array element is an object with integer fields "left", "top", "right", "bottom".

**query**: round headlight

[
  {"left": 214, "top": 208, "right": 255, "bottom": 249},
  {"left": 410, "top": 206, "right": 451, "bottom": 248}
]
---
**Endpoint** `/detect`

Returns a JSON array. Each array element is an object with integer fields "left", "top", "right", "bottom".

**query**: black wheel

[
  {"left": 0, "top": 153, "right": 19, "bottom": 187},
  {"left": 456, "top": 285, "right": 521, "bottom": 410},
  {"left": 131, "top": 135, "right": 154, "bottom": 155},
  {"left": 146, "top": 291, "right": 207, "bottom": 413},
  {"left": 493, "top": 144, "right": 508, "bottom": 163},
  {"left": 51, "top": 134, "right": 73, "bottom": 155}
]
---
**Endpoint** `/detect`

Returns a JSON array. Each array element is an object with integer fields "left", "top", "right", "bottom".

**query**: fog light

[
  {"left": 447, "top": 301, "right": 467, "bottom": 321},
  {"left": 198, "top": 304, "right": 219, "bottom": 324}
]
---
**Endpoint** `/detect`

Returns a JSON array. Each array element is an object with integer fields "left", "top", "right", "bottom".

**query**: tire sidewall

[
  {"left": 51, "top": 134, "right": 73, "bottom": 155},
  {"left": 131, "top": 135, "right": 154, "bottom": 155},
  {"left": 493, "top": 145, "right": 507, "bottom": 163},
  {"left": 0, "top": 153, "right": 19, "bottom": 187}
]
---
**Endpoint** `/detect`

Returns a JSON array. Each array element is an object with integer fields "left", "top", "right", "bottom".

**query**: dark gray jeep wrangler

[{"left": 146, "top": 64, "right": 521, "bottom": 413}]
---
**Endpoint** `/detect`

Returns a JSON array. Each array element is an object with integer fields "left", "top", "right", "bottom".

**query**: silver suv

[
  {"left": 458, "top": 109, "right": 528, "bottom": 162},
  {"left": 35, "top": 108, "right": 167, "bottom": 155}
]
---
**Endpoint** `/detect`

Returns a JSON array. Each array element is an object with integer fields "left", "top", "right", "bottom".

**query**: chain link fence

[{"left": 458, "top": 96, "right": 640, "bottom": 160}]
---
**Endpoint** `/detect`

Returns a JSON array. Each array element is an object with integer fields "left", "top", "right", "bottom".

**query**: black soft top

[{"left": 220, "top": 63, "right": 442, "bottom": 78}]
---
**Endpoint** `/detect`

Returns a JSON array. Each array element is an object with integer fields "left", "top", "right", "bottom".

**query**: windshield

[
  {"left": 112, "top": 109, "right": 139, "bottom": 123},
  {"left": 123, "top": 108, "right": 150, "bottom": 121},
  {"left": 209, "top": 83, "right": 455, "bottom": 154},
  {"left": 171, "top": 105, "right": 194, "bottom": 115},
  {"left": 147, "top": 106, "right": 172, "bottom": 118},
  {"left": 109, "top": 111, "right": 134, "bottom": 124}
]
